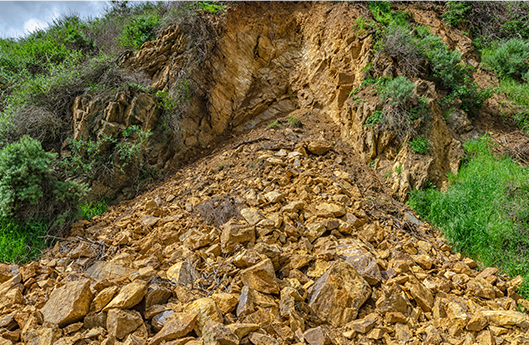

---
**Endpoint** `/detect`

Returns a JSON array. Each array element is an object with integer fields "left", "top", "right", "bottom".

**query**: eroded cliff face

[{"left": 76, "top": 2, "right": 487, "bottom": 200}]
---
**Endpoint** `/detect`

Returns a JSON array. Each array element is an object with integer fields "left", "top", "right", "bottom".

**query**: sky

[{"left": 0, "top": 1, "right": 111, "bottom": 39}]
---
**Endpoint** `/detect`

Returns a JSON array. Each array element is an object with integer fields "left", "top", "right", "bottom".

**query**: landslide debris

[{"left": 0, "top": 111, "right": 528, "bottom": 345}]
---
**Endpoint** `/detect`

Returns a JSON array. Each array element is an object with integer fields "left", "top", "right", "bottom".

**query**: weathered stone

[
  {"left": 84, "top": 312, "right": 107, "bottom": 330},
  {"left": 211, "top": 293, "right": 239, "bottom": 314},
  {"left": 24, "top": 327, "right": 61, "bottom": 345},
  {"left": 315, "top": 203, "right": 345, "bottom": 217},
  {"left": 202, "top": 321, "right": 239, "bottom": 345},
  {"left": 467, "top": 278, "right": 495, "bottom": 300},
  {"left": 240, "top": 258, "right": 279, "bottom": 294},
  {"left": 225, "top": 323, "right": 259, "bottom": 339},
  {"left": 303, "top": 327, "right": 330, "bottom": 345},
  {"left": 107, "top": 309, "right": 144, "bottom": 340},
  {"left": 345, "top": 313, "right": 377, "bottom": 333},
  {"left": 232, "top": 249, "right": 265, "bottom": 269},
  {"left": 307, "top": 141, "right": 333, "bottom": 155},
  {"left": 270, "top": 322, "right": 295, "bottom": 342},
  {"left": 281, "top": 201, "right": 305, "bottom": 213},
  {"left": 308, "top": 260, "right": 371, "bottom": 326},
  {"left": 221, "top": 220, "right": 255, "bottom": 254},
  {"left": 148, "top": 313, "right": 197, "bottom": 345},
  {"left": 241, "top": 208, "right": 264, "bottom": 226},
  {"left": 248, "top": 332, "right": 279, "bottom": 345},
  {"left": 103, "top": 281, "right": 146, "bottom": 312},
  {"left": 86, "top": 261, "right": 136, "bottom": 281},
  {"left": 480, "top": 310, "right": 529, "bottom": 329},
  {"left": 167, "top": 261, "right": 195, "bottom": 286},
  {"left": 304, "top": 223, "right": 327, "bottom": 243},
  {"left": 264, "top": 191, "right": 284, "bottom": 204},
  {"left": 183, "top": 298, "right": 223, "bottom": 335},
  {"left": 236, "top": 286, "right": 256, "bottom": 317},
  {"left": 466, "top": 313, "right": 488, "bottom": 332},
  {"left": 41, "top": 279, "right": 93, "bottom": 327},
  {"left": 91, "top": 286, "right": 120, "bottom": 313},
  {"left": 376, "top": 283, "right": 408, "bottom": 314},
  {"left": 407, "top": 279, "right": 434, "bottom": 312},
  {"left": 145, "top": 284, "right": 173, "bottom": 309},
  {"left": 339, "top": 244, "right": 382, "bottom": 286}
]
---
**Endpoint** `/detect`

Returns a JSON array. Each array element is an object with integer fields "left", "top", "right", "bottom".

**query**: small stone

[
  {"left": 303, "top": 327, "right": 330, "bottom": 345},
  {"left": 304, "top": 223, "right": 327, "bottom": 243},
  {"left": 202, "top": 321, "right": 239, "bottom": 345},
  {"left": 221, "top": 220, "right": 255, "bottom": 254},
  {"left": 107, "top": 309, "right": 144, "bottom": 340},
  {"left": 248, "top": 332, "right": 279, "bottom": 345},
  {"left": 264, "top": 191, "right": 284, "bottom": 203},
  {"left": 307, "top": 140, "right": 333, "bottom": 155},
  {"left": 91, "top": 286, "right": 120, "bottom": 313},
  {"left": 480, "top": 310, "right": 529, "bottom": 329},
  {"left": 167, "top": 261, "right": 195, "bottom": 287},
  {"left": 281, "top": 201, "right": 305, "bottom": 213},
  {"left": 225, "top": 323, "right": 259, "bottom": 339},
  {"left": 316, "top": 203, "right": 345, "bottom": 217},
  {"left": 240, "top": 258, "right": 279, "bottom": 294},
  {"left": 152, "top": 311, "right": 175, "bottom": 332},
  {"left": 103, "top": 281, "right": 148, "bottom": 311},
  {"left": 148, "top": 313, "right": 197, "bottom": 345},
  {"left": 183, "top": 297, "right": 223, "bottom": 336},
  {"left": 237, "top": 286, "right": 256, "bottom": 317},
  {"left": 466, "top": 313, "right": 488, "bottom": 332},
  {"left": 385, "top": 312, "right": 406, "bottom": 324},
  {"left": 241, "top": 208, "right": 264, "bottom": 226},
  {"left": 407, "top": 279, "right": 434, "bottom": 312},
  {"left": 345, "top": 313, "right": 377, "bottom": 334},
  {"left": 211, "top": 293, "right": 239, "bottom": 314}
]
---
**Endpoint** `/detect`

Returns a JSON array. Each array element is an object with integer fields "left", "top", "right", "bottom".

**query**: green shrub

[
  {"left": 119, "top": 14, "right": 160, "bottom": 50},
  {"left": 197, "top": 1, "right": 227, "bottom": 14},
  {"left": 482, "top": 39, "right": 529, "bottom": 82},
  {"left": 268, "top": 120, "right": 282, "bottom": 129},
  {"left": 0, "top": 136, "right": 87, "bottom": 225},
  {"left": 408, "top": 136, "right": 529, "bottom": 296},
  {"left": 409, "top": 136, "right": 429, "bottom": 154},
  {"left": 365, "top": 110, "right": 385, "bottom": 127},
  {"left": 79, "top": 200, "right": 107, "bottom": 219},
  {"left": 379, "top": 76, "right": 415, "bottom": 106},
  {"left": 442, "top": 1, "right": 471, "bottom": 28}
]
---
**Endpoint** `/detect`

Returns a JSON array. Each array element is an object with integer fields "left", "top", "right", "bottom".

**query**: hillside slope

[{"left": 0, "top": 110, "right": 527, "bottom": 345}]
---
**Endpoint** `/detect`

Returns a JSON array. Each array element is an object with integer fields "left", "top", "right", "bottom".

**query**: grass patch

[
  {"left": 79, "top": 200, "right": 107, "bottom": 219},
  {"left": 408, "top": 136, "right": 529, "bottom": 296},
  {"left": 0, "top": 218, "right": 48, "bottom": 263}
]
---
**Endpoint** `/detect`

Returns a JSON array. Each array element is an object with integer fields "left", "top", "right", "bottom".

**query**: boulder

[
  {"left": 41, "top": 279, "right": 93, "bottom": 327},
  {"left": 308, "top": 261, "right": 371, "bottom": 326}
]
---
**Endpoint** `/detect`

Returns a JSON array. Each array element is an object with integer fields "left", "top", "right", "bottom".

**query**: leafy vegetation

[
  {"left": 365, "top": 110, "right": 385, "bottom": 127},
  {"left": 287, "top": 115, "right": 302, "bottom": 128},
  {"left": 268, "top": 120, "right": 282, "bottom": 129},
  {"left": 408, "top": 137, "right": 529, "bottom": 296},
  {"left": 409, "top": 136, "right": 430, "bottom": 154}
]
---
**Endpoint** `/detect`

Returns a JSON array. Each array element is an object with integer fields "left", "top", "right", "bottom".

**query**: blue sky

[{"left": 0, "top": 1, "right": 110, "bottom": 38}]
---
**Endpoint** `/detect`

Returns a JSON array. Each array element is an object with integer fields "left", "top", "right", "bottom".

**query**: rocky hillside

[
  {"left": 0, "top": 110, "right": 528, "bottom": 345},
  {"left": 1, "top": 2, "right": 529, "bottom": 345}
]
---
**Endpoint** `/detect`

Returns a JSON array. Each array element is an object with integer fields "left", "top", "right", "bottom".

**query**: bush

[
  {"left": 119, "top": 13, "right": 160, "bottom": 50},
  {"left": 408, "top": 136, "right": 529, "bottom": 296},
  {"left": 409, "top": 135, "right": 430, "bottom": 154},
  {"left": 0, "top": 136, "right": 87, "bottom": 224},
  {"left": 379, "top": 76, "right": 415, "bottom": 106},
  {"left": 482, "top": 38, "right": 529, "bottom": 82},
  {"left": 0, "top": 218, "right": 48, "bottom": 263},
  {"left": 442, "top": 1, "right": 471, "bottom": 28},
  {"left": 365, "top": 110, "right": 385, "bottom": 127}
]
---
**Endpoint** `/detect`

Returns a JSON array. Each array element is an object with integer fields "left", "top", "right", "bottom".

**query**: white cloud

[{"left": 22, "top": 18, "right": 47, "bottom": 35}]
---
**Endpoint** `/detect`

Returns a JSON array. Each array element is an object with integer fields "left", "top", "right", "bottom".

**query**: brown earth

[{"left": 1, "top": 110, "right": 528, "bottom": 345}]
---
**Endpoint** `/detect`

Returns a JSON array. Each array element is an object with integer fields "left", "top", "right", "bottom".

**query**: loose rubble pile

[{"left": 0, "top": 112, "right": 528, "bottom": 345}]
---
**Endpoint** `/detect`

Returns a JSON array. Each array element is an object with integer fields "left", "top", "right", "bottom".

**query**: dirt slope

[{"left": 0, "top": 110, "right": 528, "bottom": 345}]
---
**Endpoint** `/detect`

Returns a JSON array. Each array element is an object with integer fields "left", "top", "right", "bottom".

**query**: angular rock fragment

[
  {"left": 308, "top": 260, "right": 371, "bottom": 326},
  {"left": 148, "top": 313, "right": 197, "bottom": 345},
  {"left": 103, "top": 280, "right": 148, "bottom": 311},
  {"left": 183, "top": 297, "right": 223, "bottom": 335},
  {"left": 107, "top": 309, "right": 144, "bottom": 340},
  {"left": 240, "top": 258, "right": 279, "bottom": 294},
  {"left": 41, "top": 279, "right": 93, "bottom": 327}
]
